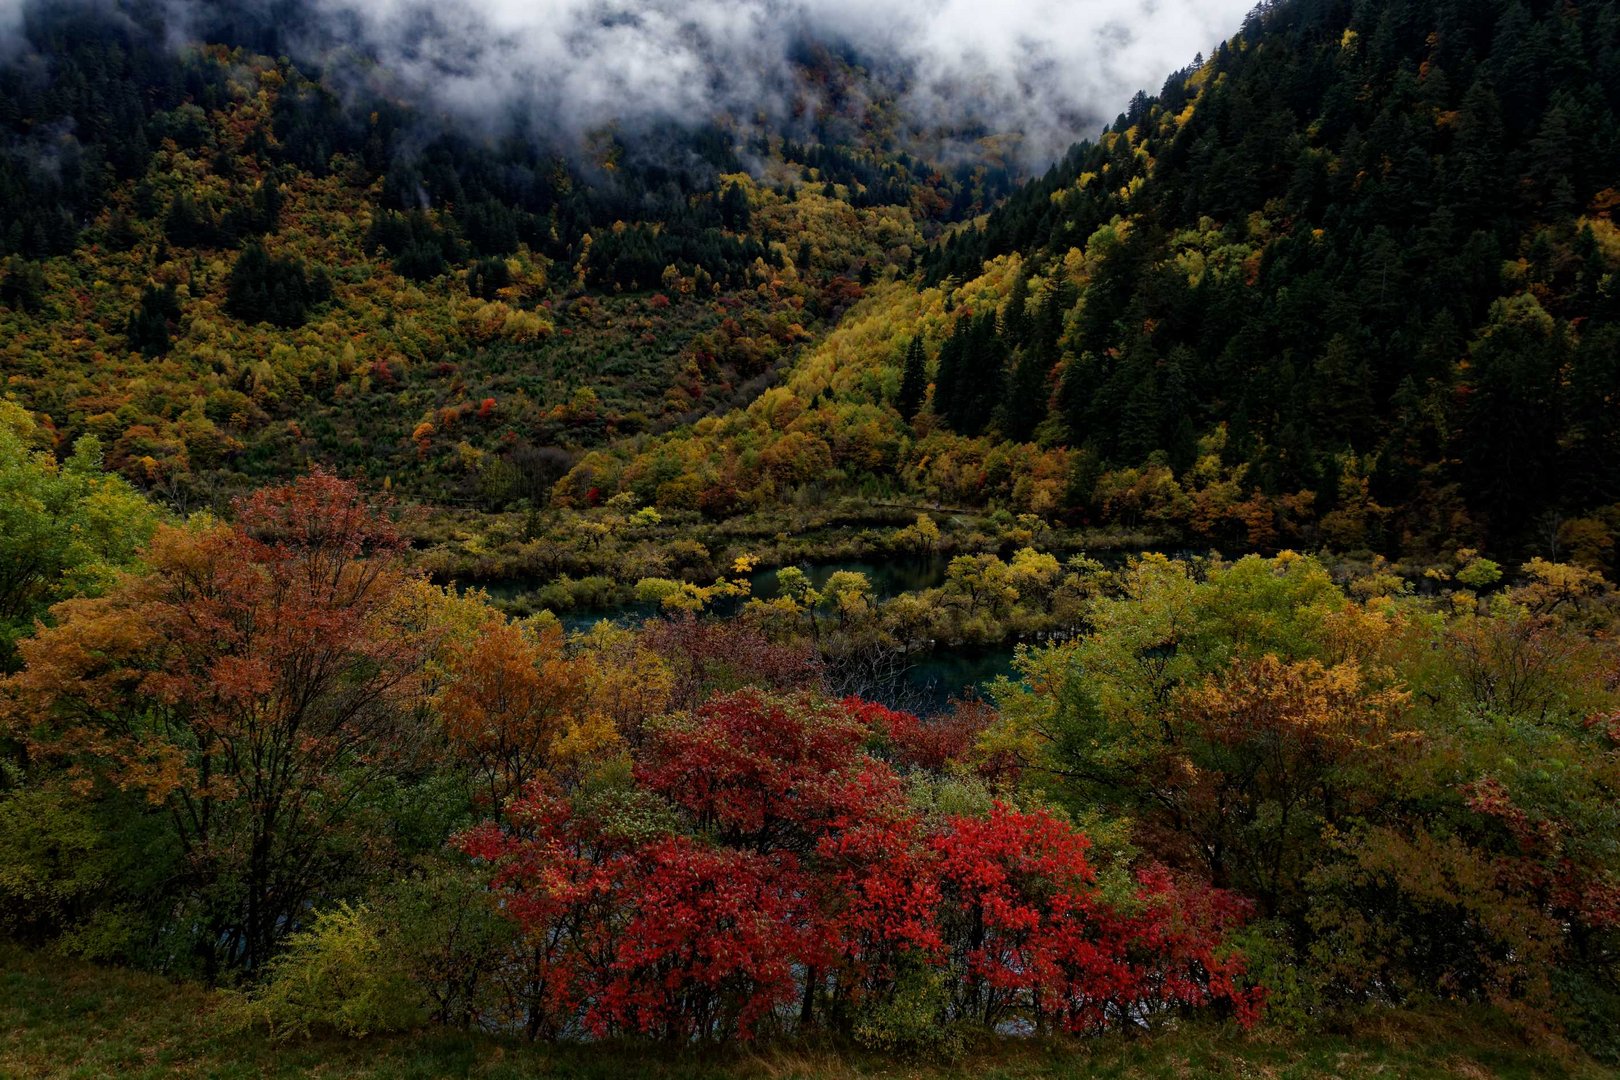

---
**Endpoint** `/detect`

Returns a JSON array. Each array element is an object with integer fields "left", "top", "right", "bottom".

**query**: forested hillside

[
  {"left": 0, "top": 0, "right": 1010, "bottom": 510},
  {"left": 587, "top": 0, "right": 1620, "bottom": 560},
  {"left": 11, "top": 1, "right": 1616, "bottom": 562}
]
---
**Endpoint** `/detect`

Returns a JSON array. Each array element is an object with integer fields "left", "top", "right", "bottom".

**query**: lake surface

[
  {"left": 455, "top": 543, "right": 1228, "bottom": 712},
  {"left": 894, "top": 646, "right": 1018, "bottom": 713}
]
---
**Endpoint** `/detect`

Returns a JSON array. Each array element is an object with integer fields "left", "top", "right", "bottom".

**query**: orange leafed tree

[
  {"left": 1161, "top": 655, "right": 1413, "bottom": 912},
  {"left": 2, "top": 471, "right": 433, "bottom": 974},
  {"left": 437, "top": 618, "right": 591, "bottom": 808}
]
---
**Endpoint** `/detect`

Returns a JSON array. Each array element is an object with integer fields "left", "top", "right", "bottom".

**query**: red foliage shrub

[
  {"left": 459, "top": 694, "right": 1263, "bottom": 1043},
  {"left": 1465, "top": 776, "right": 1620, "bottom": 933},
  {"left": 811, "top": 800, "right": 944, "bottom": 1005},
  {"left": 932, "top": 803, "right": 1263, "bottom": 1032},
  {"left": 639, "top": 690, "right": 882, "bottom": 848},
  {"left": 640, "top": 616, "right": 824, "bottom": 711},
  {"left": 598, "top": 838, "right": 809, "bottom": 1040},
  {"left": 848, "top": 696, "right": 992, "bottom": 772},
  {"left": 457, "top": 786, "right": 625, "bottom": 1039}
]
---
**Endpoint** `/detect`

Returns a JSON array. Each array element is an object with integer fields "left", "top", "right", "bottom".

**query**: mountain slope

[
  {"left": 0, "top": 0, "right": 1007, "bottom": 510},
  {"left": 592, "top": 0, "right": 1620, "bottom": 560}
]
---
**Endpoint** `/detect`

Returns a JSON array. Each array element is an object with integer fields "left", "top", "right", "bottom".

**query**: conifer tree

[{"left": 896, "top": 337, "right": 928, "bottom": 423}]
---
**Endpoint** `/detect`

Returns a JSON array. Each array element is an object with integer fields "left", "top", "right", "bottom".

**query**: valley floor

[{"left": 0, "top": 945, "right": 1609, "bottom": 1080}]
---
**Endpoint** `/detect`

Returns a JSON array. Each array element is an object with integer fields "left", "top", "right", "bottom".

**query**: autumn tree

[
  {"left": 1309, "top": 568, "right": 1620, "bottom": 1031},
  {"left": 571, "top": 621, "right": 675, "bottom": 748},
  {"left": 1163, "top": 655, "right": 1410, "bottom": 910},
  {"left": 3, "top": 472, "right": 433, "bottom": 974},
  {"left": 945, "top": 554, "right": 1019, "bottom": 617},
  {"left": 985, "top": 554, "right": 1410, "bottom": 917},
  {"left": 437, "top": 617, "right": 593, "bottom": 808}
]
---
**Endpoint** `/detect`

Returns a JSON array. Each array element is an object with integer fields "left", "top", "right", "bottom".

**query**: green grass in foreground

[{"left": 0, "top": 944, "right": 1611, "bottom": 1079}]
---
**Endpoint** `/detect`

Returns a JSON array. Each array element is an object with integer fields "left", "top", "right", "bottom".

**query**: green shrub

[
  {"left": 1226, "top": 920, "right": 1322, "bottom": 1032},
  {"left": 0, "top": 786, "right": 115, "bottom": 942},
  {"left": 852, "top": 962, "right": 963, "bottom": 1060},
  {"left": 240, "top": 903, "right": 423, "bottom": 1040},
  {"left": 1558, "top": 966, "right": 1620, "bottom": 1065},
  {"left": 376, "top": 858, "right": 515, "bottom": 1029}
]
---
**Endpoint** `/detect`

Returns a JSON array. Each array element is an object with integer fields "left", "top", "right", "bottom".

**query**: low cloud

[
  {"left": 2, "top": 0, "right": 1259, "bottom": 164},
  {"left": 296, "top": 0, "right": 1256, "bottom": 163}
]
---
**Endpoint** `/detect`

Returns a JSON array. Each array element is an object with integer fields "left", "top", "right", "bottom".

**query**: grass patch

[{"left": 0, "top": 943, "right": 1609, "bottom": 1079}]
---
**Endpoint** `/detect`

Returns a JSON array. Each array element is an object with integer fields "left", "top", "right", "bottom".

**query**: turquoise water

[{"left": 897, "top": 647, "right": 1018, "bottom": 712}]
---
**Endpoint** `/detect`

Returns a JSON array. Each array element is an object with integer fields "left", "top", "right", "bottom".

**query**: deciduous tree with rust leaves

[{"left": 3, "top": 472, "right": 437, "bottom": 974}]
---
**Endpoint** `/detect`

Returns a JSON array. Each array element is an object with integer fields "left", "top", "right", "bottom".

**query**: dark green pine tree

[
  {"left": 125, "top": 283, "right": 180, "bottom": 356},
  {"left": 896, "top": 337, "right": 928, "bottom": 423},
  {"left": 999, "top": 275, "right": 1070, "bottom": 443},
  {"left": 251, "top": 179, "right": 282, "bottom": 234},
  {"left": 948, "top": 314, "right": 1007, "bottom": 437},
  {"left": 1000, "top": 348, "right": 1048, "bottom": 443},
  {"left": 225, "top": 242, "right": 331, "bottom": 328},
  {"left": 1309, "top": 333, "right": 1378, "bottom": 452},
  {"left": 164, "top": 193, "right": 212, "bottom": 248},
  {"left": 469, "top": 256, "right": 512, "bottom": 301},
  {"left": 1163, "top": 348, "right": 1199, "bottom": 474},
  {"left": 1462, "top": 295, "right": 1566, "bottom": 532},
  {"left": 1371, "top": 376, "right": 1437, "bottom": 509},
  {"left": 1002, "top": 267, "right": 1032, "bottom": 348},
  {"left": 1115, "top": 337, "right": 1166, "bottom": 464},
  {"left": 0, "top": 258, "right": 46, "bottom": 314},
  {"left": 1565, "top": 322, "right": 1620, "bottom": 505},
  {"left": 718, "top": 182, "right": 751, "bottom": 232},
  {"left": 1527, "top": 95, "right": 1582, "bottom": 217},
  {"left": 1447, "top": 78, "right": 1509, "bottom": 225},
  {"left": 931, "top": 319, "right": 969, "bottom": 426},
  {"left": 933, "top": 313, "right": 1009, "bottom": 437},
  {"left": 1058, "top": 350, "right": 1104, "bottom": 449}
]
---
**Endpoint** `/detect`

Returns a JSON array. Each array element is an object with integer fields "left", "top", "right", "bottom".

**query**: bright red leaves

[{"left": 458, "top": 691, "right": 1262, "bottom": 1042}]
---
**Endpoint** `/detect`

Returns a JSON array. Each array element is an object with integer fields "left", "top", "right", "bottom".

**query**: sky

[{"left": 1, "top": 0, "right": 1263, "bottom": 163}]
